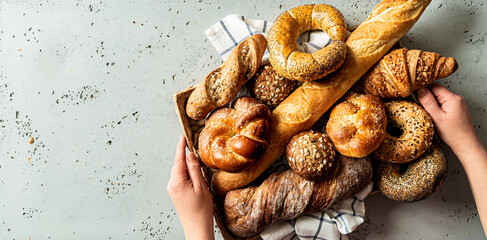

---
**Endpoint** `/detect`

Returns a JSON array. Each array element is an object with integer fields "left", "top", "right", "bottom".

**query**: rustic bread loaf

[
  {"left": 211, "top": 0, "right": 432, "bottom": 196},
  {"left": 186, "top": 34, "right": 267, "bottom": 120},
  {"left": 224, "top": 155, "right": 373, "bottom": 238}
]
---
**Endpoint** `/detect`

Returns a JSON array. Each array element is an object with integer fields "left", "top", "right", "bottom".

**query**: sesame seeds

[{"left": 372, "top": 100, "right": 434, "bottom": 163}]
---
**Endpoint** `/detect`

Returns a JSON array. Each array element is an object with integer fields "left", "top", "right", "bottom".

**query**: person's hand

[
  {"left": 167, "top": 135, "right": 214, "bottom": 240},
  {"left": 417, "top": 83, "right": 480, "bottom": 156}
]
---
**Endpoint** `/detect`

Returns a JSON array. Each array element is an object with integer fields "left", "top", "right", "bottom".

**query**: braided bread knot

[{"left": 198, "top": 97, "right": 271, "bottom": 173}]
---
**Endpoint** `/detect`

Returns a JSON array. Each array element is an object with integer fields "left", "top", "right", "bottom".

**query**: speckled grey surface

[{"left": 0, "top": 0, "right": 485, "bottom": 239}]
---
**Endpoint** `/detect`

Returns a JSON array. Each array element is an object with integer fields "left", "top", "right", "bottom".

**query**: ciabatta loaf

[{"left": 212, "top": 0, "right": 432, "bottom": 196}]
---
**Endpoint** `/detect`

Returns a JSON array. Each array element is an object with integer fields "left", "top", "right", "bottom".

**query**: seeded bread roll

[
  {"left": 250, "top": 63, "right": 296, "bottom": 109},
  {"left": 286, "top": 130, "right": 336, "bottom": 180}
]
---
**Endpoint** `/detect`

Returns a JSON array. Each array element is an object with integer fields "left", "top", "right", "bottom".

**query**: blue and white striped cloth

[
  {"left": 205, "top": 14, "right": 372, "bottom": 240},
  {"left": 204, "top": 14, "right": 332, "bottom": 62}
]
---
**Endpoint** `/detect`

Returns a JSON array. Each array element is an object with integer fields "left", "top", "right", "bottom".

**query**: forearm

[{"left": 453, "top": 139, "right": 487, "bottom": 236}]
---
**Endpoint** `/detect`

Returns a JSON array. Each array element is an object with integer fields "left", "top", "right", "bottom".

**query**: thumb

[
  {"left": 186, "top": 152, "right": 207, "bottom": 189},
  {"left": 417, "top": 88, "right": 444, "bottom": 121}
]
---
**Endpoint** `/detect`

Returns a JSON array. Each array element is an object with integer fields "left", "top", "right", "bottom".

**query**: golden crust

[
  {"left": 267, "top": 4, "right": 348, "bottom": 81},
  {"left": 376, "top": 144, "right": 448, "bottom": 202},
  {"left": 286, "top": 130, "right": 336, "bottom": 180},
  {"left": 211, "top": 0, "right": 433, "bottom": 196},
  {"left": 355, "top": 48, "right": 459, "bottom": 98},
  {"left": 372, "top": 100, "right": 434, "bottom": 163},
  {"left": 198, "top": 97, "right": 271, "bottom": 173},
  {"left": 186, "top": 34, "right": 267, "bottom": 120},
  {"left": 326, "top": 92, "right": 387, "bottom": 158}
]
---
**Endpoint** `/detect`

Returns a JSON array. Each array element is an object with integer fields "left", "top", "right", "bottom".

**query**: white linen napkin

[{"left": 205, "top": 14, "right": 372, "bottom": 240}]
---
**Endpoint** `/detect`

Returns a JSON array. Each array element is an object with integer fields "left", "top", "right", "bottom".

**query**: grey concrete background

[{"left": 0, "top": 0, "right": 485, "bottom": 239}]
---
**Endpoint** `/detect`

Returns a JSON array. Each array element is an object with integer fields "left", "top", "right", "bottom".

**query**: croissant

[{"left": 355, "top": 48, "right": 458, "bottom": 98}]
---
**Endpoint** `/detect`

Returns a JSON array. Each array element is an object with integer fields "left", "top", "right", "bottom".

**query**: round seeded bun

[
  {"left": 286, "top": 130, "right": 337, "bottom": 180},
  {"left": 250, "top": 63, "right": 295, "bottom": 109}
]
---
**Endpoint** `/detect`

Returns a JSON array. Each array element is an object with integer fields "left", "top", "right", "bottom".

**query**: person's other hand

[
  {"left": 167, "top": 135, "right": 214, "bottom": 240},
  {"left": 417, "top": 83, "right": 479, "bottom": 155}
]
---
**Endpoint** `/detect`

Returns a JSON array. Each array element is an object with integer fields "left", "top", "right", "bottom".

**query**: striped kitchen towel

[
  {"left": 260, "top": 182, "right": 373, "bottom": 240},
  {"left": 205, "top": 14, "right": 372, "bottom": 240},
  {"left": 204, "top": 14, "right": 331, "bottom": 62}
]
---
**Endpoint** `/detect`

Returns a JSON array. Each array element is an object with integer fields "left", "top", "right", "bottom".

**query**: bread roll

[
  {"left": 250, "top": 63, "right": 296, "bottom": 109},
  {"left": 211, "top": 0, "right": 432, "bottom": 196},
  {"left": 286, "top": 130, "right": 336, "bottom": 180},
  {"left": 198, "top": 97, "right": 271, "bottom": 173},
  {"left": 326, "top": 92, "right": 387, "bottom": 158}
]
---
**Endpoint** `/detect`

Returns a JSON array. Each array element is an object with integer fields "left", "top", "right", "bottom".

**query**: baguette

[
  {"left": 224, "top": 155, "right": 373, "bottom": 238},
  {"left": 211, "top": 0, "right": 432, "bottom": 196},
  {"left": 186, "top": 34, "right": 267, "bottom": 120}
]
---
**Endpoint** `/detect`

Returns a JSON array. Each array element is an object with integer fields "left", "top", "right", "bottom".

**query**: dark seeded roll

[
  {"left": 250, "top": 63, "right": 295, "bottom": 109},
  {"left": 375, "top": 143, "right": 448, "bottom": 203},
  {"left": 286, "top": 130, "right": 336, "bottom": 180}
]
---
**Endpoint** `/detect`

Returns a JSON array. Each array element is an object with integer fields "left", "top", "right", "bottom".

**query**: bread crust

[
  {"left": 376, "top": 144, "right": 447, "bottom": 202},
  {"left": 211, "top": 0, "right": 432, "bottom": 196},
  {"left": 286, "top": 130, "right": 336, "bottom": 180},
  {"left": 250, "top": 63, "right": 296, "bottom": 109},
  {"left": 224, "top": 155, "right": 372, "bottom": 238},
  {"left": 198, "top": 97, "right": 271, "bottom": 173},
  {"left": 186, "top": 34, "right": 267, "bottom": 120},
  {"left": 355, "top": 48, "right": 459, "bottom": 98},
  {"left": 326, "top": 92, "right": 387, "bottom": 158},
  {"left": 268, "top": 4, "right": 347, "bottom": 81},
  {"left": 371, "top": 100, "right": 434, "bottom": 163}
]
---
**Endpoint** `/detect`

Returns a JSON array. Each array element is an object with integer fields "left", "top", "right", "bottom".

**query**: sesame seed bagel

[
  {"left": 372, "top": 100, "right": 434, "bottom": 163},
  {"left": 375, "top": 144, "right": 448, "bottom": 203},
  {"left": 267, "top": 4, "right": 347, "bottom": 82},
  {"left": 286, "top": 130, "right": 336, "bottom": 180}
]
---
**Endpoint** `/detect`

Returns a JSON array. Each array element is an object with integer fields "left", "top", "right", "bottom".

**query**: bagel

[
  {"left": 372, "top": 100, "right": 434, "bottom": 163},
  {"left": 375, "top": 144, "right": 448, "bottom": 203},
  {"left": 267, "top": 4, "right": 347, "bottom": 82}
]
